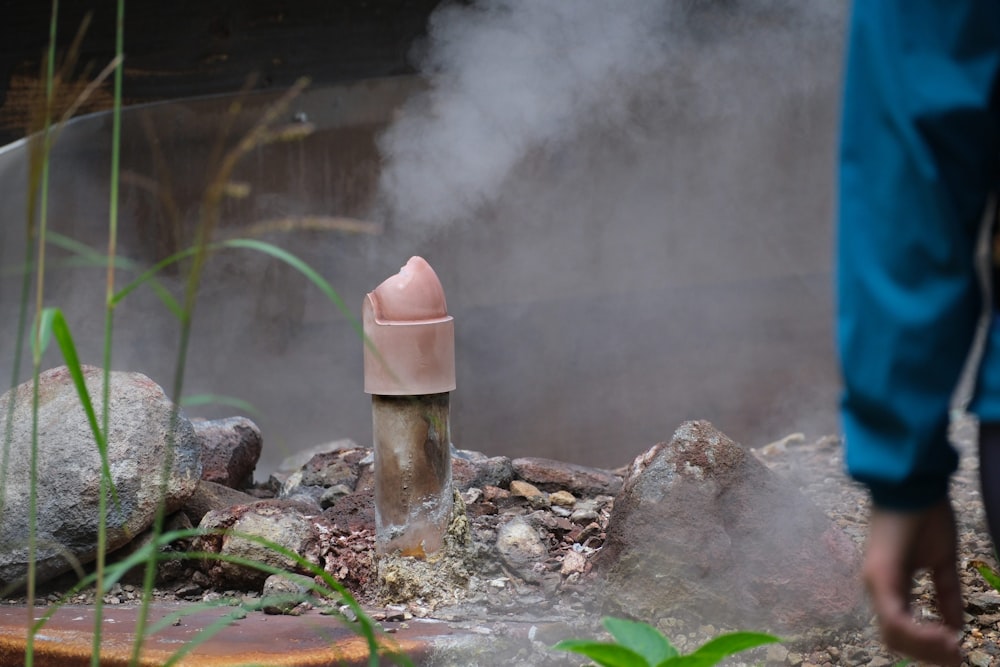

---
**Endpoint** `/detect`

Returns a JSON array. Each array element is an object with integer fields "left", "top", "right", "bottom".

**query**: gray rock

[
  {"left": 452, "top": 455, "right": 514, "bottom": 491},
  {"left": 320, "top": 484, "right": 353, "bottom": 509},
  {"left": 195, "top": 416, "right": 262, "bottom": 489},
  {"left": 496, "top": 516, "right": 547, "bottom": 581},
  {"left": 511, "top": 457, "right": 621, "bottom": 496},
  {"left": 276, "top": 439, "right": 359, "bottom": 474},
  {"left": 182, "top": 480, "right": 257, "bottom": 524},
  {"left": 0, "top": 366, "right": 201, "bottom": 589},
  {"left": 261, "top": 572, "right": 318, "bottom": 614},
  {"left": 194, "top": 499, "right": 334, "bottom": 588},
  {"left": 279, "top": 448, "right": 368, "bottom": 497},
  {"left": 968, "top": 649, "right": 993, "bottom": 667},
  {"left": 596, "top": 420, "right": 864, "bottom": 632}
]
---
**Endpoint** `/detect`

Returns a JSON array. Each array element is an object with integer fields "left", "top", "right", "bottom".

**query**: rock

[
  {"left": 0, "top": 366, "right": 201, "bottom": 589},
  {"left": 560, "top": 550, "right": 588, "bottom": 575},
  {"left": 279, "top": 448, "right": 369, "bottom": 506},
  {"left": 195, "top": 416, "right": 262, "bottom": 489},
  {"left": 968, "top": 648, "right": 993, "bottom": 667},
  {"left": 496, "top": 516, "right": 547, "bottom": 574},
  {"left": 548, "top": 490, "right": 576, "bottom": 507},
  {"left": 452, "top": 455, "right": 514, "bottom": 491},
  {"left": 182, "top": 480, "right": 257, "bottom": 524},
  {"left": 261, "top": 572, "right": 318, "bottom": 614},
  {"left": 322, "top": 489, "right": 376, "bottom": 533},
  {"left": 509, "top": 480, "right": 544, "bottom": 501},
  {"left": 511, "top": 457, "right": 622, "bottom": 496},
  {"left": 320, "top": 485, "right": 353, "bottom": 509},
  {"left": 111, "top": 511, "right": 194, "bottom": 585},
  {"left": 765, "top": 643, "right": 789, "bottom": 664},
  {"left": 195, "top": 499, "right": 334, "bottom": 588},
  {"left": 482, "top": 486, "right": 510, "bottom": 503},
  {"left": 299, "top": 449, "right": 367, "bottom": 489},
  {"left": 276, "top": 439, "right": 359, "bottom": 474},
  {"left": 596, "top": 420, "right": 864, "bottom": 632},
  {"left": 966, "top": 591, "right": 1000, "bottom": 614}
]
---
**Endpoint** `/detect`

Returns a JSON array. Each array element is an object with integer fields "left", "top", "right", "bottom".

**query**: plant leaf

[
  {"left": 181, "top": 393, "right": 261, "bottom": 417},
  {"left": 972, "top": 559, "right": 1000, "bottom": 593},
  {"left": 42, "top": 308, "right": 119, "bottom": 509},
  {"left": 553, "top": 640, "right": 651, "bottom": 667},
  {"left": 659, "top": 632, "right": 780, "bottom": 667},
  {"left": 32, "top": 308, "right": 56, "bottom": 359},
  {"left": 602, "top": 617, "right": 678, "bottom": 664}
]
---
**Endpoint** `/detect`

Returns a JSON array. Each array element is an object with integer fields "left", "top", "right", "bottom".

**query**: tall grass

[{"left": 3, "top": 3, "right": 406, "bottom": 665}]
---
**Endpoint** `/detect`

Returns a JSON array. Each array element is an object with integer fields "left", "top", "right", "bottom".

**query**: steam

[
  {"left": 376, "top": 0, "right": 843, "bottom": 232},
  {"left": 0, "top": 0, "right": 847, "bottom": 486},
  {"left": 376, "top": 0, "right": 673, "bottom": 228},
  {"left": 374, "top": 0, "right": 847, "bottom": 464}
]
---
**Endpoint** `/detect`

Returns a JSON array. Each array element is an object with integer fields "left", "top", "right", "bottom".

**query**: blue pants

[{"left": 838, "top": 2, "right": 1000, "bottom": 510}]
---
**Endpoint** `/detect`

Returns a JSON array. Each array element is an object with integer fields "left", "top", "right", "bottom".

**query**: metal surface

[
  {"left": 373, "top": 394, "right": 452, "bottom": 557},
  {"left": 0, "top": 603, "right": 457, "bottom": 666}
]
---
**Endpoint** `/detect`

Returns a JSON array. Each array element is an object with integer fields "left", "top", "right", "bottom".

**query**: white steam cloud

[{"left": 376, "top": 0, "right": 675, "bottom": 228}]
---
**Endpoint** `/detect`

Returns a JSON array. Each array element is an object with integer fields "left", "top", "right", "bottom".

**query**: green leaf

[
  {"left": 181, "top": 393, "right": 261, "bottom": 417},
  {"left": 112, "top": 245, "right": 199, "bottom": 308},
  {"left": 42, "top": 308, "right": 119, "bottom": 510},
  {"left": 602, "top": 617, "right": 678, "bottom": 664},
  {"left": 31, "top": 308, "right": 56, "bottom": 360},
  {"left": 974, "top": 559, "right": 1000, "bottom": 593},
  {"left": 553, "top": 640, "right": 651, "bottom": 667},
  {"left": 660, "top": 632, "right": 780, "bottom": 667}
]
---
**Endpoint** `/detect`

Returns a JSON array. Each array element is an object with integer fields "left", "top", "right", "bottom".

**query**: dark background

[{"left": 0, "top": 0, "right": 441, "bottom": 145}]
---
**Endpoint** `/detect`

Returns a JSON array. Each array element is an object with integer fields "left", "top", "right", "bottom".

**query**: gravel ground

[{"left": 6, "top": 416, "right": 1000, "bottom": 667}]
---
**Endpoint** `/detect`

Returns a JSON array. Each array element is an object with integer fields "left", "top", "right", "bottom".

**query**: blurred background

[{"left": 0, "top": 0, "right": 847, "bottom": 479}]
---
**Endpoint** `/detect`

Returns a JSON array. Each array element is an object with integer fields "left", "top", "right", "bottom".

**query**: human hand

[{"left": 863, "top": 498, "right": 964, "bottom": 666}]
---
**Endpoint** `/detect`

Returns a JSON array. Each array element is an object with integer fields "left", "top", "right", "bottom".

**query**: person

[{"left": 838, "top": 3, "right": 1000, "bottom": 665}]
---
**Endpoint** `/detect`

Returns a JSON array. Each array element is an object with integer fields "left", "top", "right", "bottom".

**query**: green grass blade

[
  {"left": 181, "top": 393, "right": 261, "bottom": 417},
  {"left": 218, "top": 238, "right": 392, "bottom": 380},
  {"left": 553, "top": 640, "right": 650, "bottom": 667},
  {"left": 602, "top": 617, "right": 678, "bottom": 664},
  {"left": 31, "top": 308, "right": 55, "bottom": 359},
  {"left": 45, "top": 231, "right": 184, "bottom": 318},
  {"left": 159, "top": 607, "right": 252, "bottom": 667},
  {"left": 973, "top": 559, "right": 1000, "bottom": 593},
  {"left": 40, "top": 308, "right": 119, "bottom": 509},
  {"left": 111, "top": 238, "right": 367, "bottom": 344},
  {"left": 219, "top": 237, "right": 359, "bottom": 332},
  {"left": 660, "top": 632, "right": 780, "bottom": 667},
  {"left": 114, "top": 525, "right": 403, "bottom": 667},
  {"left": 112, "top": 245, "right": 199, "bottom": 309},
  {"left": 47, "top": 231, "right": 125, "bottom": 268}
]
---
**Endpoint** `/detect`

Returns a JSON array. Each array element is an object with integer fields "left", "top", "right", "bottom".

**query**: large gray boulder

[
  {"left": 596, "top": 420, "right": 864, "bottom": 632},
  {"left": 0, "top": 366, "right": 201, "bottom": 588}
]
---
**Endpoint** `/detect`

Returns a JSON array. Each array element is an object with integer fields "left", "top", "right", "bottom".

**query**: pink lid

[{"left": 363, "top": 257, "right": 456, "bottom": 395}]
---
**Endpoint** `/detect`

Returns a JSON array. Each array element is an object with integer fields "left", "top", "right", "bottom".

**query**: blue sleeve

[{"left": 838, "top": 1, "right": 1000, "bottom": 511}]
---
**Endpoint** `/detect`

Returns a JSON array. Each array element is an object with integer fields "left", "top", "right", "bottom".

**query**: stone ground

[{"left": 5, "top": 418, "right": 1000, "bottom": 666}]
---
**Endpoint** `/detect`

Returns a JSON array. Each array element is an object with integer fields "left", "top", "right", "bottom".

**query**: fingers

[
  {"left": 864, "top": 502, "right": 964, "bottom": 666},
  {"left": 932, "top": 559, "right": 965, "bottom": 631},
  {"left": 879, "top": 607, "right": 962, "bottom": 667},
  {"left": 866, "top": 564, "right": 962, "bottom": 666}
]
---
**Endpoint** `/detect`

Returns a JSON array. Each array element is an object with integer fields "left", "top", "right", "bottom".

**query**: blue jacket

[{"left": 838, "top": 2, "right": 1000, "bottom": 510}]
